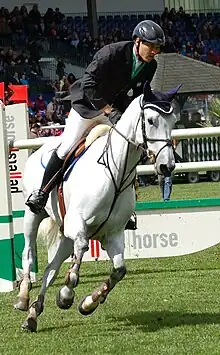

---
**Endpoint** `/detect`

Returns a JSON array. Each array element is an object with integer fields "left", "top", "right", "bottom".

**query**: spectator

[
  {"left": 207, "top": 49, "right": 217, "bottom": 65},
  {"left": 11, "top": 72, "right": 20, "bottom": 84},
  {"left": 29, "top": 4, "right": 41, "bottom": 25},
  {"left": 56, "top": 57, "right": 65, "bottom": 80},
  {"left": 67, "top": 72, "right": 76, "bottom": 86},
  {"left": 59, "top": 75, "right": 66, "bottom": 91},
  {"left": 46, "top": 97, "right": 57, "bottom": 120},
  {"left": 30, "top": 122, "right": 41, "bottom": 138},
  {"left": 158, "top": 172, "right": 173, "bottom": 201},
  {"left": 4, "top": 48, "right": 15, "bottom": 66},
  {"left": 35, "top": 94, "right": 47, "bottom": 111},
  {"left": 20, "top": 73, "right": 28, "bottom": 85},
  {"left": 15, "top": 50, "right": 28, "bottom": 64},
  {"left": 54, "top": 8, "right": 65, "bottom": 24}
]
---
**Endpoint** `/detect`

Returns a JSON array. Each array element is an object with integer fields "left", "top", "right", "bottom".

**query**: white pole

[
  {"left": 137, "top": 161, "right": 220, "bottom": 175},
  {"left": 9, "top": 136, "right": 56, "bottom": 150},
  {"left": 171, "top": 127, "right": 220, "bottom": 139},
  {"left": 10, "top": 126, "right": 220, "bottom": 151},
  {"left": 0, "top": 105, "right": 16, "bottom": 292}
]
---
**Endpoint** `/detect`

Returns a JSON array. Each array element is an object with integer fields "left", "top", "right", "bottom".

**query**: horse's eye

[{"left": 148, "top": 119, "right": 153, "bottom": 125}]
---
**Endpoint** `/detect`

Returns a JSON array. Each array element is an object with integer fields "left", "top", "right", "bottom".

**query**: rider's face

[{"left": 135, "top": 39, "right": 161, "bottom": 62}]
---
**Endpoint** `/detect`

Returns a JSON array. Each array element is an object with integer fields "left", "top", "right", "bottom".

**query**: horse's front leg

[
  {"left": 21, "top": 236, "right": 73, "bottom": 332},
  {"left": 14, "top": 209, "right": 46, "bottom": 311},
  {"left": 78, "top": 231, "right": 126, "bottom": 315},
  {"left": 56, "top": 232, "right": 89, "bottom": 309}
]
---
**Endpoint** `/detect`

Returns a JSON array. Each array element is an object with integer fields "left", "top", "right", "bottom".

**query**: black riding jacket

[{"left": 70, "top": 41, "right": 157, "bottom": 118}]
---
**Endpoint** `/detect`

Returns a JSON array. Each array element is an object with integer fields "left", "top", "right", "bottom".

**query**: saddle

[{"left": 56, "top": 124, "right": 111, "bottom": 223}]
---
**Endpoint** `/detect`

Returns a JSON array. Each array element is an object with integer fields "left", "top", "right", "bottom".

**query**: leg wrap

[{"left": 108, "top": 266, "right": 127, "bottom": 289}]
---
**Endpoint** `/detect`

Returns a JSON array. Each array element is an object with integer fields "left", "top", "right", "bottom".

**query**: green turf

[
  {"left": 137, "top": 181, "right": 220, "bottom": 201},
  {"left": 1, "top": 182, "right": 220, "bottom": 354}
]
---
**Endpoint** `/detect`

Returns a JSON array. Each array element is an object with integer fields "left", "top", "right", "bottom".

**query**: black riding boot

[{"left": 25, "top": 151, "right": 64, "bottom": 214}]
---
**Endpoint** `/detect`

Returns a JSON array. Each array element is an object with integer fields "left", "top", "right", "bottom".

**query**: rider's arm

[{"left": 82, "top": 44, "right": 116, "bottom": 111}]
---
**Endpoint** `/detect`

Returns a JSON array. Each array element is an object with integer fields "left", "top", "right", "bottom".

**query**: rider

[{"left": 26, "top": 20, "right": 165, "bottom": 229}]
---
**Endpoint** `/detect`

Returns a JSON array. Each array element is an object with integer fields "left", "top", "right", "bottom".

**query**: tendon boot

[{"left": 26, "top": 151, "right": 63, "bottom": 214}]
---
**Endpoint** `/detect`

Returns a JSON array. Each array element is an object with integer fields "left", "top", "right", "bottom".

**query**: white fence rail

[
  {"left": 39, "top": 126, "right": 220, "bottom": 139},
  {"left": 9, "top": 126, "right": 220, "bottom": 175},
  {"left": 137, "top": 161, "right": 220, "bottom": 175},
  {"left": 11, "top": 127, "right": 220, "bottom": 150}
]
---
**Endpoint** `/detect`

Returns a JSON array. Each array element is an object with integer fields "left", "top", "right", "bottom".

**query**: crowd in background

[
  {"left": 0, "top": 4, "right": 219, "bottom": 139},
  {"left": 0, "top": 4, "right": 219, "bottom": 70}
]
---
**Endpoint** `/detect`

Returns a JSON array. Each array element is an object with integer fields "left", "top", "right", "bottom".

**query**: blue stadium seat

[
  {"left": 114, "top": 15, "right": 121, "bottom": 22},
  {"left": 130, "top": 14, "right": 137, "bottom": 22},
  {"left": 122, "top": 14, "right": 129, "bottom": 22},
  {"left": 99, "top": 15, "right": 105, "bottom": 22},
  {"left": 146, "top": 14, "right": 153, "bottom": 20},
  {"left": 138, "top": 14, "right": 145, "bottom": 22},
  {"left": 75, "top": 16, "right": 82, "bottom": 23},
  {"left": 107, "top": 15, "right": 113, "bottom": 22}
]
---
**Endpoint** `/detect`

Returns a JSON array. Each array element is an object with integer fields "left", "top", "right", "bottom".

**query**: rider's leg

[{"left": 26, "top": 108, "right": 104, "bottom": 215}]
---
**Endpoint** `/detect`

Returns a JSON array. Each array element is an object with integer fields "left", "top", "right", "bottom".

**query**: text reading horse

[{"left": 15, "top": 82, "right": 179, "bottom": 332}]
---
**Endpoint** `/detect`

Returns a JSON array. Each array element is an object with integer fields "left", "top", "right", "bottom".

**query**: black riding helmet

[{"left": 132, "top": 20, "right": 165, "bottom": 45}]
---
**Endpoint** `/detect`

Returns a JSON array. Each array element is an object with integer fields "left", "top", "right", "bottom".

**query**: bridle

[{"left": 111, "top": 96, "right": 174, "bottom": 165}]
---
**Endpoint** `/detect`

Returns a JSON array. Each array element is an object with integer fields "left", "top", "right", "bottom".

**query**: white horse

[{"left": 15, "top": 83, "right": 179, "bottom": 332}]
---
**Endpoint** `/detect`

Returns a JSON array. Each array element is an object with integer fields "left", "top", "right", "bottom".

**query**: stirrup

[{"left": 25, "top": 190, "right": 49, "bottom": 214}]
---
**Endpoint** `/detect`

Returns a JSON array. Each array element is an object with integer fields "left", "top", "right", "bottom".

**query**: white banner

[{"left": 48, "top": 202, "right": 220, "bottom": 263}]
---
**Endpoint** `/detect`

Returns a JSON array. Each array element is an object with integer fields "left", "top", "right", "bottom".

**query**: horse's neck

[{"left": 106, "top": 108, "right": 141, "bottom": 187}]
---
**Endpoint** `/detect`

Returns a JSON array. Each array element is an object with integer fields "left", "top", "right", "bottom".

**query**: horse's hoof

[
  {"left": 100, "top": 294, "right": 108, "bottom": 304},
  {"left": 78, "top": 295, "right": 99, "bottom": 316},
  {"left": 14, "top": 298, "right": 29, "bottom": 311},
  {"left": 21, "top": 317, "right": 37, "bottom": 332},
  {"left": 56, "top": 287, "right": 75, "bottom": 310}
]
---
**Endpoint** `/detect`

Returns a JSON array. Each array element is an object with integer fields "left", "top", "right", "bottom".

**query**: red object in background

[
  {"left": 0, "top": 82, "right": 4, "bottom": 102},
  {"left": 8, "top": 85, "right": 28, "bottom": 103}
]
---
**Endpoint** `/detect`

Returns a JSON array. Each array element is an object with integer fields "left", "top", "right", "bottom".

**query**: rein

[{"left": 92, "top": 99, "right": 174, "bottom": 237}]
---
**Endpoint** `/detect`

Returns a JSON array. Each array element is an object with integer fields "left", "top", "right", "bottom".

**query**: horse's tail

[{"left": 37, "top": 217, "right": 63, "bottom": 248}]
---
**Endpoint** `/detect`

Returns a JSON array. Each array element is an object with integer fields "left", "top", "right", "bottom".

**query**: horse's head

[{"left": 136, "top": 81, "right": 181, "bottom": 175}]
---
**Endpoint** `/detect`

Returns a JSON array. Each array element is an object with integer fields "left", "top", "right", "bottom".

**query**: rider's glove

[{"left": 106, "top": 109, "right": 122, "bottom": 125}]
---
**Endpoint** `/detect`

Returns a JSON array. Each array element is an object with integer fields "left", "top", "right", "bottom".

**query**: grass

[
  {"left": 1, "top": 181, "right": 220, "bottom": 354},
  {"left": 137, "top": 181, "right": 220, "bottom": 201}
]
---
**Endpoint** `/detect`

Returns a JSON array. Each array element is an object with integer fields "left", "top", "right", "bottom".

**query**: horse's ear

[
  {"left": 166, "top": 84, "right": 182, "bottom": 102},
  {"left": 143, "top": 81, "right": 154, "bottom": 102}
]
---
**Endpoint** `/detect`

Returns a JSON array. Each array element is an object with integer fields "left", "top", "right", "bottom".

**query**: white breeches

[{"left": 56, "top": 108, "right": 110, "bottom": 159}]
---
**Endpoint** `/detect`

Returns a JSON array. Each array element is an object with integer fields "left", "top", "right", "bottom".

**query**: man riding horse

[{"left": 26, "top": 20, "right": 165, "bottom": 230}]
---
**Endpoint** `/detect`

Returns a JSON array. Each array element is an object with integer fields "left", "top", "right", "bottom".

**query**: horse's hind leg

[
  {"left": 78, "top": 231, "right": 126, "bottom": 315},
  {"left": 14, "top": 208, "right": 46, "bottom": 311},
  {"left": 22, "top": 236, "right": 73, "bottom": 332}
]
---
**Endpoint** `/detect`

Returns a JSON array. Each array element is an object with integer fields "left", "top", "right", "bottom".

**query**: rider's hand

[
  {"left": 106, "top": 109, "right": 122, "bottom": 125},
  {"left": 102, "top": 104, "right": 113, "bottom": 115}
]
